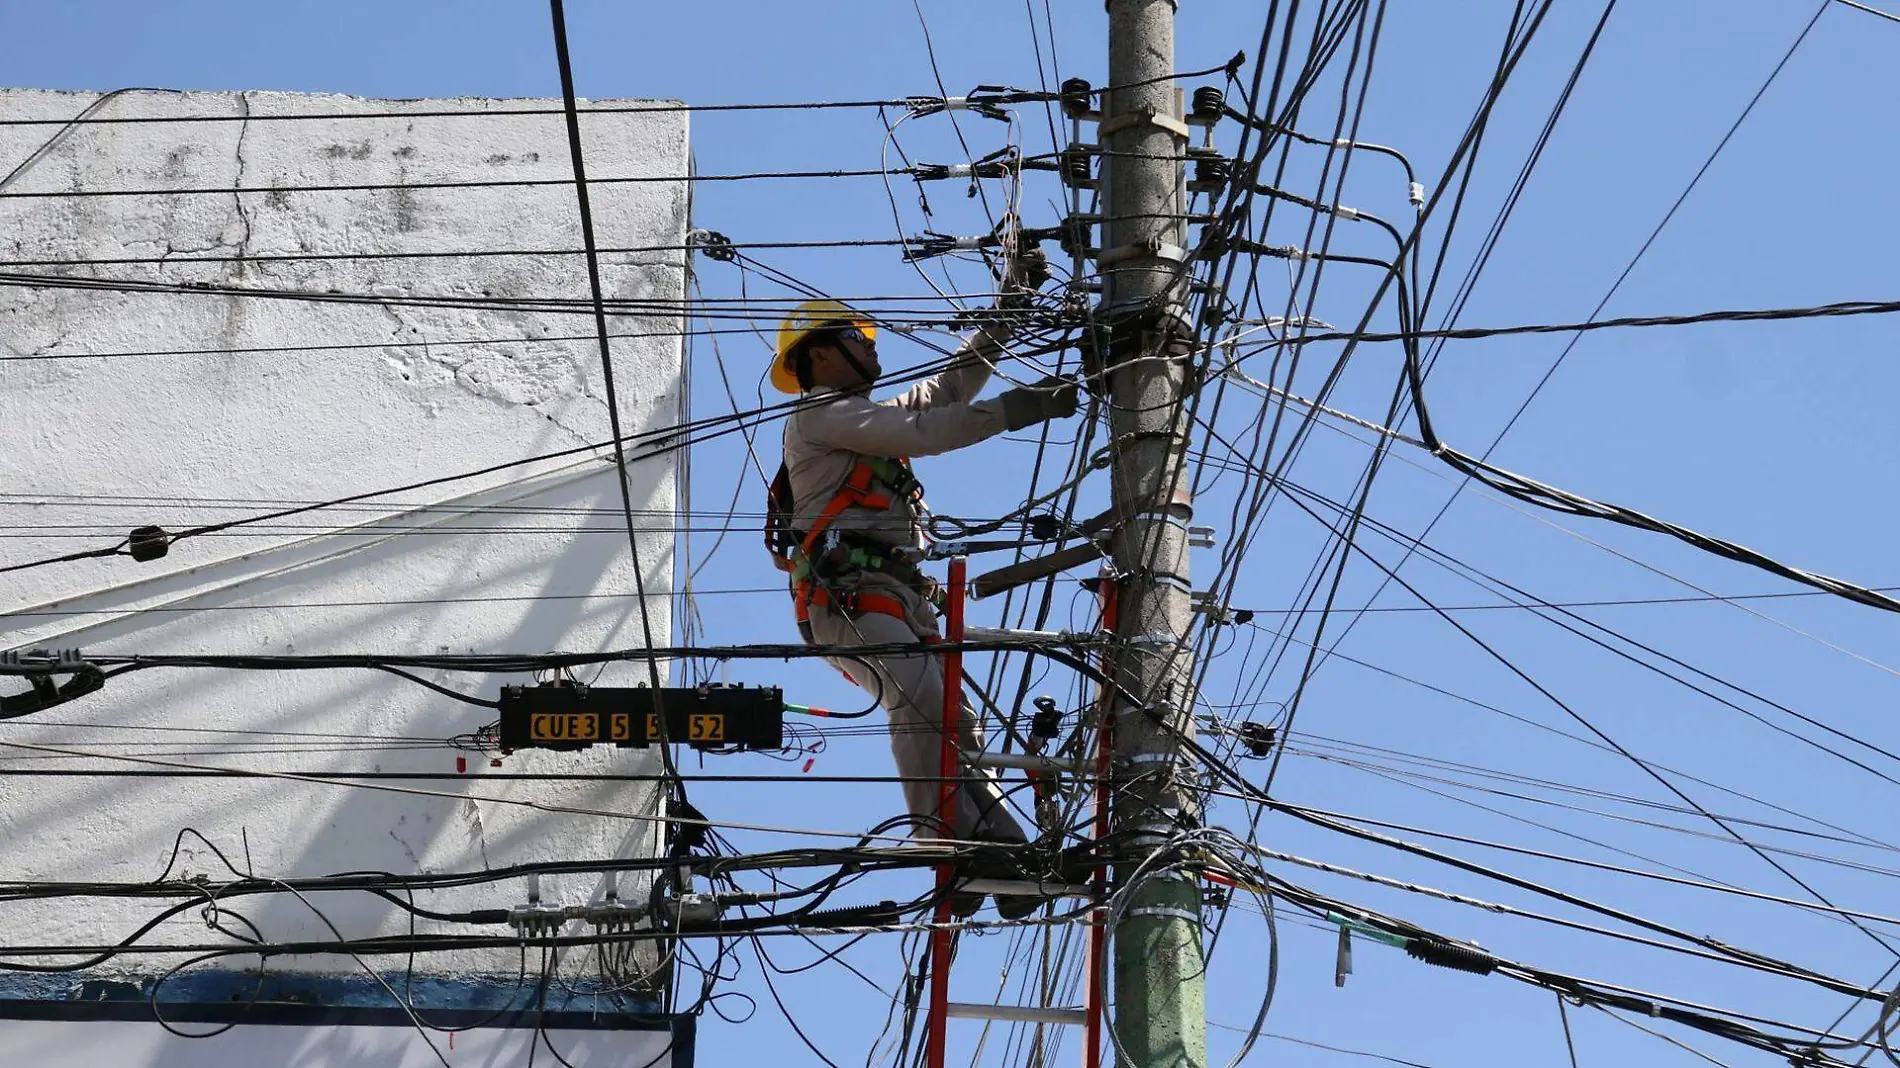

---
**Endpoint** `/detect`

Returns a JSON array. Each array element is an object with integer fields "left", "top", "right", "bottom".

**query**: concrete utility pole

[{"left": 1101, "top": 0, "right": 1207, "bottom": 1065}]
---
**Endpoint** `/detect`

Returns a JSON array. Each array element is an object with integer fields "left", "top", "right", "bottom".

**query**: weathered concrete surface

[{"left": 0, "top": 89, "right": 689, "bottom": 981}]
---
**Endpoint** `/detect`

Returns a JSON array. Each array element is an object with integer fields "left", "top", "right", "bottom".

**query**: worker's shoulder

[
  {"left": 791, "top": 389, "right": 895, "bottom": 422},
  {"left": 784, "top": 390, "right": 855, "bottom": 444}
]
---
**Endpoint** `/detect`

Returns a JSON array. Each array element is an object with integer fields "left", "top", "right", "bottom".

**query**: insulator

[
  {"left": 1190, "top": 86, "right": 1226, "bottom": 124},
  {"left": 1192, "top": 156, "right": 1232, "bottom": 191},
  {"left": 1060, "top": 77, "right": 1093, "bottom": 119},
  {"left": 1030, "top": 696, "right": 1062, "bottom": 740},
  {"left": 127, "top": 525, "right": 171, "bottom": 562},
  {"left": 1060, "top": 144, "right": 1094, "bottom": 188},
  {"left": 1236, "top": 722, "right": 1277, "bottom": 758},
  {"left": 1056, "top": 215, "right": 1093, "bottom": 259}
]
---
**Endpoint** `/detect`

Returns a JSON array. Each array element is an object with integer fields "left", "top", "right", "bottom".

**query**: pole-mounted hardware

[{"left": 0, "top": 649, "right": 106, "bottom": 718}]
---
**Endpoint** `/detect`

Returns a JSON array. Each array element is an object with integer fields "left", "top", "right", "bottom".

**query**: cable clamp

[
  {"left": 1409, "top": 182, "right": 1425, "bottom": 207},
  {"left": 904, "top": 231, "right": 997, "bottom": 261},
  {"left": 0, "top": 649, "right": 105, "bottom": 718},
  {"left": 1191, "top": 595, "right": 1234, "bottom": 625},
  {"left": 1124, "top": 631, "right": 1186, "bottom": 651},
  {"left": 907, "top": 95, "right": 1009, "bottom": 121},
  {"left": 685, "top": 229, "right": 736, "bottom": 263},
  {"left": 1120, "top": 752, "right": 1189, "bottom": 787}
]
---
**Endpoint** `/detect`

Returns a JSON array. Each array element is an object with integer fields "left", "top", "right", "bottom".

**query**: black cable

[
  {"left": 1232, "top": 480, "right": 1900, "bottom": 963},
  {"left": 1262, "top": 472, "right": 1900, "bottom": 787},
  {"left": 546, "top": 0, "right": 684, "bottom": 799},
  {"left": 0, "top": 337, "right": 1044, "bottom": 576},
  {"left": 0, "top": 67, "right": 1240, "bottom": 130},
  {"left": 0, "top": 165, "right": 922, "bottom": 200}
]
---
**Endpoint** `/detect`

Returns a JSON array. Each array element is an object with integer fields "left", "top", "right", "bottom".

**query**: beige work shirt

[{"left": 781, "top": 326, "right": 1013, "bottom": 556}]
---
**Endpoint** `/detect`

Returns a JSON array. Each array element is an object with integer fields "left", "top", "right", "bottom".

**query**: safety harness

[{"left": 767, "top": 454, "right": 940, "bottom": 641}]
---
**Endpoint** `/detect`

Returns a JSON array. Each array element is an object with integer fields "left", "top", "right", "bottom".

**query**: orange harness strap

[
  {"left": 799, "top": 584, "right": 912, "bottom": 626},
  {"left": 786, "top": 457, "right": 926, "bottom": 634}
]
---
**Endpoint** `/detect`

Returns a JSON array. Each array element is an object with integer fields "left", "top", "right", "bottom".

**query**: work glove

[{"left": 998, "top": 375, "right": 1081, "bottom": 431}]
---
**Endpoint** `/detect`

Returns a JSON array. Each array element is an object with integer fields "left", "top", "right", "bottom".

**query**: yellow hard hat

[{"left": 771, "top": 299, "right": 877, "bottom": 394}]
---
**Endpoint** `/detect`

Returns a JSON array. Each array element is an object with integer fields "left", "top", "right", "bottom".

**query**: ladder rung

[
  {"left": 956, "top": 878, "right": 1093, "bottom": 899},
  {"left": 962, "top": 748, "right": 1087, "bottom": 774},
  {"left": 945, "top": 1003, "right": 1088, "bottom": 1025}
]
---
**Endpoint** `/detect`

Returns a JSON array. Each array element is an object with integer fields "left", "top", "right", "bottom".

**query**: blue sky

[{"left": 8, "top": 1, "right": 1900, "bottom": 1065}]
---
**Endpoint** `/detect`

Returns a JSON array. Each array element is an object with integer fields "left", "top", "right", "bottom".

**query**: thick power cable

[{"left": 544, "top": 0, "right": 689, "bottom": 845}]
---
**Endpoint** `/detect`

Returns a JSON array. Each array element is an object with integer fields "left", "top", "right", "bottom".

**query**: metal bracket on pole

[
  {"left": 1123, "top": 808, "right": 1190, "bottom": 851},
  {"left": 1123, "top": 631, "right": 1187, "bottom": 654},
  {"left": 1097, "top": 238, "right": 1191, "bottom": 269},
  {"left": 1122, "top": 905, "right": 1202, "bottom": 924},
  {"left": 1121, "top": 753, "right": 1190, "bottom": 789},
  {"left": 1117, "top": 566, "right": 1194, "bottom": 596},
  {"left": 1097, "top": 106, "right": 1192, "bottom": 141},
  {"left": 957, "top": 878, "right": 1094, "bottom": 899}
]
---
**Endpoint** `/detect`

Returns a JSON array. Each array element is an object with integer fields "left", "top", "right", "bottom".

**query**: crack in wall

[
  {"left": 230, "top": 92, "right": 255, "bottom": 268},
  {"left": 461, "top": 799, "right": 490, "bottom": 869}
]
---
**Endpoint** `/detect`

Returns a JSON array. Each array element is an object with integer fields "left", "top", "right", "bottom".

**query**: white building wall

[{"left": 0, "top": 89, "right": 688, "bottom": 981}]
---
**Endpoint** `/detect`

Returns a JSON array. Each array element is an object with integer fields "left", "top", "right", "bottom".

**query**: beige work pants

[{"left": 805, "top": 581, "right": 1028, "bottom": 844}]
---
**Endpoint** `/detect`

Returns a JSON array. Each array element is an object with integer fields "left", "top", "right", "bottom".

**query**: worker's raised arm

[
  {"left": 890, "top": 243, "right": 1049, "bottom": 412},
  {"left": 797, "top": 375, "right": 1081, "bottom": 459},
  {"left": 795, "top": 390, "right": 1006, "bottom": 459},
  {"left": 887, "top": 321, "right": 1011, "bottom": 413}
]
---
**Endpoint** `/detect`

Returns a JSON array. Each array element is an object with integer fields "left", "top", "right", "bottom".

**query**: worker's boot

[
  {"left": 946, "top": 877, "right": 985, "bottom": 920},
  {"left": 988, "top": 840, "right": 1105, "bottom": 921},
  {"left": 963, "top": 840, "right": 1042, "bottom": 922}
]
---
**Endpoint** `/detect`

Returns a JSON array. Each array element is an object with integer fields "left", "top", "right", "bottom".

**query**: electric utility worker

[{"left": 765, "top": 284, "right": 1078, "bottom": 907}]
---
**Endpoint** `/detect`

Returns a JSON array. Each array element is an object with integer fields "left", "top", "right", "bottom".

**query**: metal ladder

[{"left": 923, "top": 557, "right": 1116, "bottom": 1068}]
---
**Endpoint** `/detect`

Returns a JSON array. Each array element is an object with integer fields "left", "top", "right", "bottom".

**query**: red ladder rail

[{"left": 924, "top": 554, "right": 968, "bottom": 1068}]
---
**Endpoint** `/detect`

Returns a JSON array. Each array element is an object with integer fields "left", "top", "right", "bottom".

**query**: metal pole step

[
  {"left": 961, "top": 748, "right": 1087, "bottom": 774},
  {"left": 945, "top": 1003, "right": 1088, "bottom": 1025},
  {"left": 955, "top": 877, "right": 1093, "bottom": 899}
]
